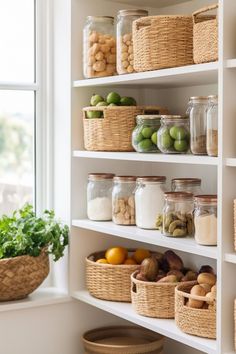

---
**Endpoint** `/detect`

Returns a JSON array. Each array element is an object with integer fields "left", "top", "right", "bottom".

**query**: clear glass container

[
  {"left": 117, "top": 9, "right": 148, "bottom": 74},
  {"left": 189, "top": 96, "right": 208, "bottom": 155},
  {"left": 207, "top": 95, "right": 218, "bottom": 157},
  {"left": 83, "top": 16, "right": 116, "bottom": 79},
  {"left": 194, "top": 195, "right": 217, "bottom": 245},
  {"left": 135, "top": 176, "right": 166, "bottom": 229},
  {"left": 87, "top": 173, "right": 115, "bottom": 221},
  {"left": 132, "top": 115, "right": 161, "bottom": 153},
  {"left": 162, "top": 192, "right": 194, "bottom": 237},
  {"left": 157, "top": 115, "right": 190, "bottom": 154},
  {"left": 171, "top": 178, "right": 202, "bottom": 195},
  {"left": 112, "top": 176, "right": 136, "bottom": 225}
]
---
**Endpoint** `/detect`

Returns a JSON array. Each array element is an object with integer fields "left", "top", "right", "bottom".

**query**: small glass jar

[
  {"left": 157, "top": 115, "right": 190, "bottom": 154},
  {"left": 112, "top": 176, "right": 136, "bottom": 225},
  {"left": 87, "top": 173, "right": 115, "bottom": 221},
  {"left": 135, "top": 176, "right": 166, "bottom": 229},
  {"left": 162, "top": 192, "right": 194, "bottom": 237},
  {"left": 83, "top": 16, "right": 116, "bottom": 79},
  {"left": 132, "top": 115, "right": 161, "bottom": 153},
  {"left": 117, "top": 9, "right": 148, "bottom": 74},
  {"left": 194, "top": 195, "right": 217, "bottom": 246},
  {"left": 171, "top": 178, "right": 202, "bottom": 195},
  {"left": 189, "top": 96, "right": 208, "bottom": 155},
  {"left": 207, "top": 95, "right": 218, "bottom": 157}
]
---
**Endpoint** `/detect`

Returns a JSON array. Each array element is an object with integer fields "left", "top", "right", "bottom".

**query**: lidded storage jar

[
  {"left": 162, "top": 192, "right": 194, "bottom": 237},
  {"left": 135, "top": 176, "right": 166, "bottom": 229},
  {"left": 194, "top": 195, "right": 217, "bottom": 246},
  {"left": 112, "top": 176, "right": 136, "bottom": 225},
  {"left": 171, "top": 178, "right": 202, "bottom": 196},
  {"left": 158, "top": 116, "right": 190, "bottom": 154},
  {"left": 117, "top": 9, "right": 148, "bottom": 74},
  {"left": 189, "top": 96, "right": 208, "bottom": 155},
  {"left": 83, "top": 16, "right": 116, "bottom": 78},
  {"left": 132, "top": 115, "right": 161, "bottom": 153},
  {"left": 207, "top": 95, "right": 218, "bottom": 157},
  {"left": 87, "top": 173, "right": 115, "bottom": 221}
]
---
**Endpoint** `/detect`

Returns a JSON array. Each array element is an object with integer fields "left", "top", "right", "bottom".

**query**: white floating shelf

[
  {"left": 0, "top": 287, "right": 70, "bottom": 312},
  {"left": 226, "top": 59, "right": 236, "bottom": 68},
  {"left": 73, "top": 63, "right": 218, "bottom": 88},
  {"left": 73, "top": 290, "right": 217, "bottom": 354},
  {"left": 104, "top": 0, "right": 192, "bottom": 8},
  {"left": 73, "top": 150, "right": 218, "bottom": 166},
  {"left": 224, "top": 253, "right": 236, "bottom": 264},
  {"left": 72, "top": 219, "right": 217, "bottom": 259},
  {"left": 225, "top": 158, "right": 236, "bottom": 167}
]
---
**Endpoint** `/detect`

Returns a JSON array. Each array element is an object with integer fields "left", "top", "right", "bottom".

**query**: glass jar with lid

[
  {"left": 171, "top": 178, "right": 202, "bottom": 195},
  {"left": 189, "top": 96, "right": 208, "bottom": 155},
  {"left": 135, "top": 176, "right": 166, "bottom": 229},
  {"left": 87, "top": 173, "right": 115, "bottom": 221},
  {"left": 117, "top": 9, "right": 148, "bottom": 74},
  {"left": 132, "top": 115, "right": 161, "bottom": 153},
  {"left": 207, "top": 95, "right": 218, "bottom": 157},
  {"left": 83, "top": 16, "right": 116, "bottom": 79},
  {"left": 112, "top": 176, "right": 136, "bottom": 225},
  {"left": 157, "top": 115, "right": 190, "bottom": 154},
  {"left": 194, "top": 195, "right": 217, "bottom": 245},
  {"left": 162, "top": 192, "right": 194, "bottom": 237}
]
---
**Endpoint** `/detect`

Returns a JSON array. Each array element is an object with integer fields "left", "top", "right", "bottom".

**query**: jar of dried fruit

[
  {"left": 116, "top": 9, "right": 148, "bottom": 74},
  {"left": 83, "top": 16, "right": 116, "bottom": 78},
  {"left": 207, "top": 95, "right": 218, "bottom": 157},
  {"left": 189, "top": 96, "right": 208, "bottom": 155},
  {"left": 112, "top": 176, "right": 136, "bottom": 225}
]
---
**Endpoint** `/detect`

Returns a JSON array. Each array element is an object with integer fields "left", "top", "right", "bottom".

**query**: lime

[
  {"left": 170, "top": 126, "right": 187, "bottom": 140},
  {"left": 120, "top": 97, "right": 137, "bottom": 106},
  {"left": 90, "top": 94, "right": 104, "bottom": 106},
  {"left": 138, "top": 139, "right": 153, "bottom": 152},
  {"left": 134, "top": 132, "right": 144, "bottom": 143},
  {"left": 141, "top": 127, "right": 153, "bottom": 139},
  {"left": 151, "top": 132, "right": 158, "bottom": 145},
  {"left": 96, "top": 101, "right": 108, "bottom": 106},
  {"left": 109, "top": 103, "right": 117, "bottom": 106},
  {"left": 86, "top": 111, "right": 102, "bottom": 119},
  {"left": 106, "top": 92, "right": 121, "bottom": 105},
  {"left": 174, "top": 139, "right": 188, "bottom": 152},
  {"left": 160, "top": 131, "right": 174, "bottom": 149}
]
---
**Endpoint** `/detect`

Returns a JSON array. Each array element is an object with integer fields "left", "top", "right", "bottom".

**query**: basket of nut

[{"left": 175, "top": 270, "right": 216, "bottom": 339}]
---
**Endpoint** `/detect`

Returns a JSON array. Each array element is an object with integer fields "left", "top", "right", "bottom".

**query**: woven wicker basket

[
  {"left": 86, "top": 250, "right": 141, "bottom": 302},
  {"left": 0, "top": 248, "right": 49, "bottom": 301},
  {"left": 193, "top": 4, "right": 218, "bottom": 64},
  {"left": 132, "top": 15, "right": 193, "bottom": 72},
  {"left": 175, "top": 281, "right": 216, "bottom": 339},
  {"left": 83, "top": 105, "right": 168, "bottom": 151},
  {"left": 131, "top": 271, "right": 180, "bottom": 319}
]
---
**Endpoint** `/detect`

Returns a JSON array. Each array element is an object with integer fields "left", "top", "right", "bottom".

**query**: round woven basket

[
  {"left": 0, "top": 248, "right": 49, "bottom": 301},
  {"left": 133, "top": 15, "right": 193, "bottom": 72},
  {"left": 82, "top": 326, "right": 164, "bottom": 354},
  {"left": 86, "top": 250, "right": 140, "bottom": 302},
  {"left": 175, "top": 281, "right": 216, "bottom": 339},
  {"left": 131, "top": 271, "right": 180, "bottom": 319}
]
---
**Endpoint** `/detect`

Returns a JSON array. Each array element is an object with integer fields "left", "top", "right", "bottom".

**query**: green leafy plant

[{"left": 0, "top": 204, "right": 69, "bottom": 261}]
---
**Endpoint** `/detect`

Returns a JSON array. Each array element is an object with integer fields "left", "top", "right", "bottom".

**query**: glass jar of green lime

[{"left": 132, "top": 115, "right": 161, "bottom": 153}]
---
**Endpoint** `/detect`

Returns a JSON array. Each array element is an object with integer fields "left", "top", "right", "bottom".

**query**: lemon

[
  {"left": 133, "top": 249, "right": 151, "bottom": 264},
  {"left": 96, "top": 258, "right": 108, "bottom": 264}
]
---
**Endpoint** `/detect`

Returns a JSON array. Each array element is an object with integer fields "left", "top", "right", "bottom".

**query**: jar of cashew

[
  {"left": 112, "top": 176, "right": 136, "bottom": 225},
  {"left": 83, "top": 16, "right": 116, "bottom": 78},
  {"left": 117, "top": 9, "right": 148, "bottom": 74},
  {"left": 162, "top": 192, "right": 194, "bottom": 238}
]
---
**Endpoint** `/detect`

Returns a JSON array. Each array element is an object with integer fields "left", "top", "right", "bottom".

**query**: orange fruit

[
  {"left": 124, "top": 258, "right": 137, "bottom": 265},
  {"left": 96, "top": 258, "right": 108, "bottom": 264},
  {"left": 133, "top": 249, "right": 151, "bottom": 264},
  {"left": 105, "top": 247, "right": 127, "bottom": 265}
]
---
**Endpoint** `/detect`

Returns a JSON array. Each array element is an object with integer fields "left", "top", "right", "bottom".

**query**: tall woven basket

[
  {"left": 175, "top": 282, "right": 216, "bottom": 339},
  {"left": 0, "top": 248, "right": 49, "bottom": 301},
  {"left": 83, "top": 105, "right": 168, "bottom": 151},
  {"left": 133, "top": 15, "right": 193, "bottom": 72},
  {"left": 193, "top": 4, "right": 218, "bottom": 64}
]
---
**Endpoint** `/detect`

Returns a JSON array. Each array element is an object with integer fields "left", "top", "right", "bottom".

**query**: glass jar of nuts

[
  {"left": 117, "top": 9, "right": 148, "bottom": 74},
  {"left": 112, "top": 176, "right": 136, "bottom": 225},
  {"left": 83, "top": 16, "right": 116, "bottom": 78}
]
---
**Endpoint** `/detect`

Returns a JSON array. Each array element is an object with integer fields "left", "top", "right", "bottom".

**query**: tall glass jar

[
  {"left": 117, "top": 9, "right": 148, "bottom": 74},
  {"left": 194, "top": 195, "right": 217, "bottom": 245},
  {"left": 83, "top": 16, "right": 116, "bottom": 79},
  {"left": 87, "top": 173, "right": 115, "bottom": 221},
  {"left": 171, "top": 178, "right": 202, "bottom": 195},
  {"left": 112, "top": 176, "right": 136, "bottom": 225},
  {"left": 162, "top": 192, "right": 194, "bottom": 237},
  {"left": 132, "top": 115, "right": 161, "bottom": 153},
  {"left": 189, "top": 96, "right": 208, "bottom": 155},
  {"left": 135, "top": 176, "right": 166, "bottom": 229},
  {"left": 207, "top": 95, "right": 218, "bottom": 157}
]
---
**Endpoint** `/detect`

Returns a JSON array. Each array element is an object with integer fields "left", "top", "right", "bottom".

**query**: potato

[
  {"left": 189, "top": 285, "right": 206, "bottom": 308},
  {"left": 158, "top": 275, "right": 178, "bottom": 283},
  {"left": 200, "top": 283, "right": 212, "bottom": 293},
  {"left": 197, "top": 273, "right": 216, "bottom": 287},
  {"left": 206, "top": 291, "right": 214, "bottom": 304}
]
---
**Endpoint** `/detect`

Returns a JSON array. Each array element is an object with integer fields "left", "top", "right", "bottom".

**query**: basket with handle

[
  {"left": 132, "top": 15, "right": 193, "bottom": 72},
  {"left": 193, "top": 4, "right": 218, "bottom": 64}
]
